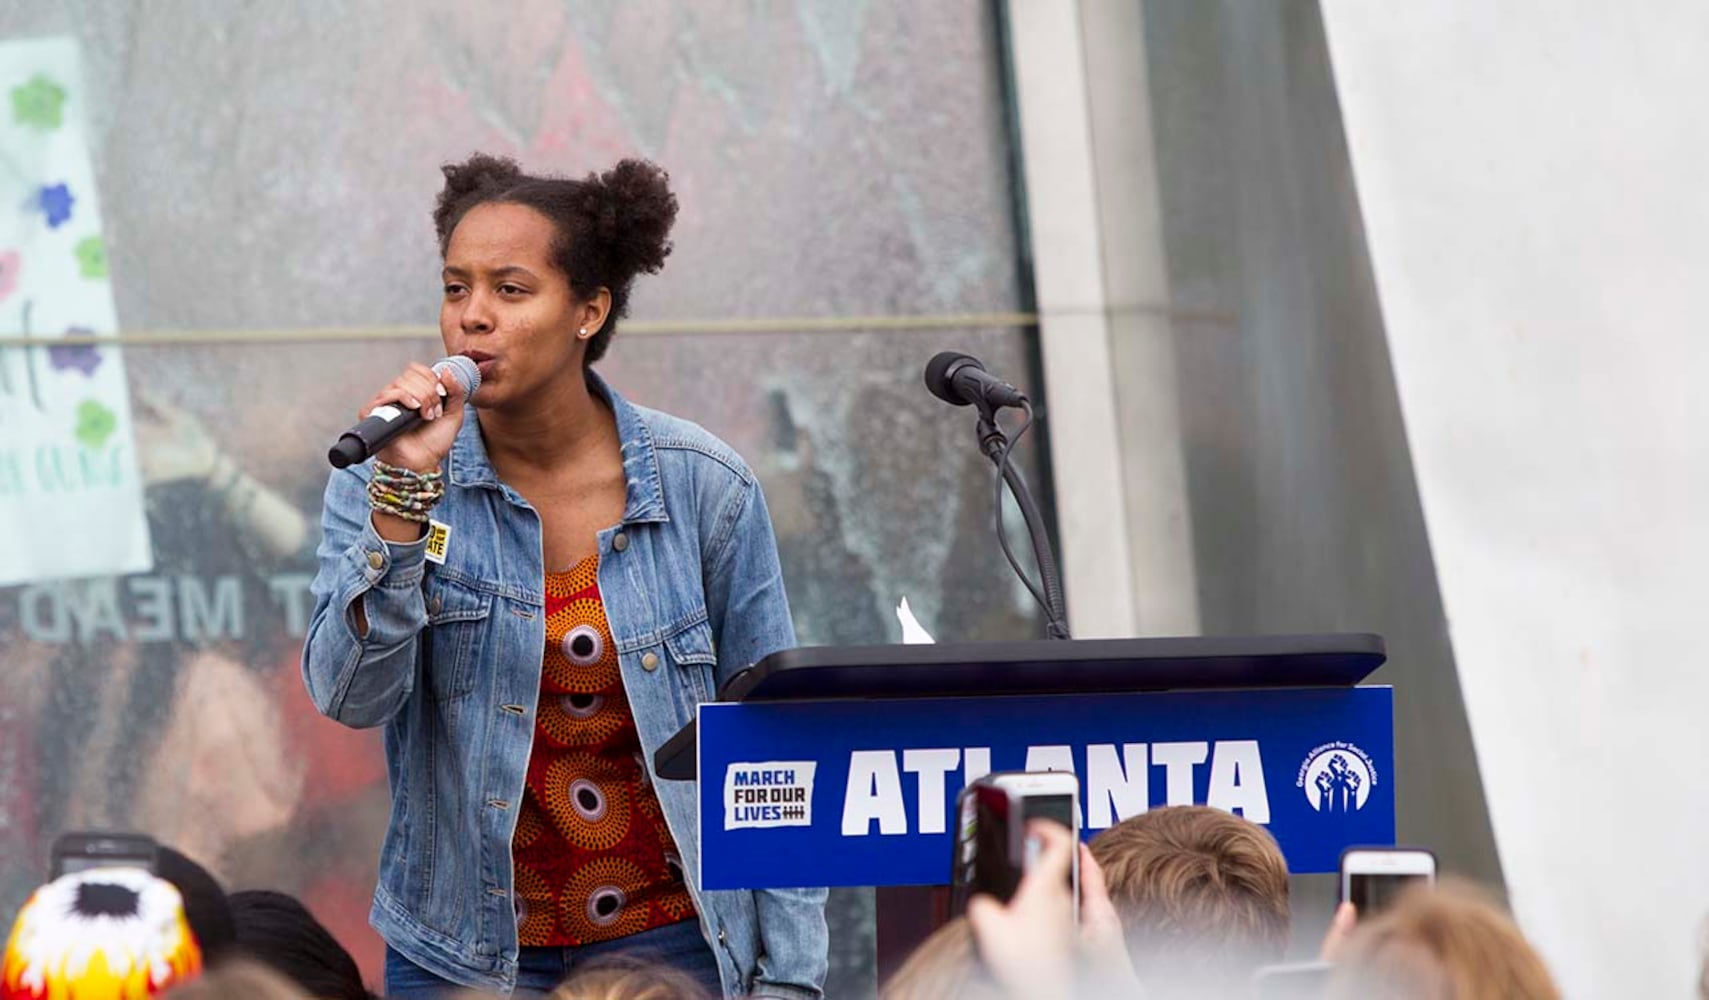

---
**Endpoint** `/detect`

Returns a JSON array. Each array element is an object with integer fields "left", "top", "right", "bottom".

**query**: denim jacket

[{"left": 301, "top": 373, "right": 828, "bottom": 998}]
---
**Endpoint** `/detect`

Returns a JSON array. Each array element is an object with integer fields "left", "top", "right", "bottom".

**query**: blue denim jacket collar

[{"left": 447, "top": 368, "right": 668, "bottom": 525}]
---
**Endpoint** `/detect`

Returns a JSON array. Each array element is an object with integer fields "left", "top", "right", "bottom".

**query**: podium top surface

[
  {"left": 718, "top": 632, "right": 1386, "bottom": 703},
  {"left": 655, "top": 633, "right": 1386, "bottom": 780}
]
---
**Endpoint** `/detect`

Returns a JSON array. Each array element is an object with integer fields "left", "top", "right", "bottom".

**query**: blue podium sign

[{"left": 697, "top": 686, "right": 1393, "bottom": 889}]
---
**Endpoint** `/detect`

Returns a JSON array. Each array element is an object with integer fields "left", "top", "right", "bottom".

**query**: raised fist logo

[{"left": 1304, "top": 747, "right": 1374, "bottom": 814}]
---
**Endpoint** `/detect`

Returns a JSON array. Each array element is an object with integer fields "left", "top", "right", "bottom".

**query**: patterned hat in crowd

[{"left": 2, "top": 867, "right": 203, "bottom": 999}]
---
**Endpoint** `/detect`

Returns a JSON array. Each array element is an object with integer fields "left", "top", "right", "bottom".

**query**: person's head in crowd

[
  {"left": 159, "top": 959, "right": 309, "bottom": 1000},
  {"left": 228, "top": 890, "right": 371, "bottom": 1000},
  {"left": 1088, "top": 805, "right": 1290, "bottom": 996},
  {"left": 2, "top": 867, "right": 203, "bottom": 999},
  {"left": 957, "top": 819, "right": 1143, "bottom": 999},
  {"left": 881, "top": 917, "right": 1003, "bottom": 1000},
  {"left": 153, "top": 846, "right": 237, "bottom": 965},
  {"left": 546, "top": 956, "right": 711, "bottom": 1000},
  {"left": 1326, "top": 878, "right": 1559, "bottom": 1000}
]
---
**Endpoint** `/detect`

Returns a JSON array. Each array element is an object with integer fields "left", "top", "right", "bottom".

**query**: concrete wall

[
  {"left": 1323, "top": 2, "right": 1709, "bottom": 995},
  {"left": 1004, "top": 0, "right": 1505, "bottom": 957},
  {"left": 1129, "top": 0, "right": 1505, "bottom": 949}
]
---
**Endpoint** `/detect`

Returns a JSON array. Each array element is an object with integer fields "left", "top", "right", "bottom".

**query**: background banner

[{"left": 0, "top": 37, "right": 150, "bottom": 585}]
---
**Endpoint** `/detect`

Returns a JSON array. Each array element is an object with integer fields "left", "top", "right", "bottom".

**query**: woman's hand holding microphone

[{"left": 360, "top": 362, "right": 470, "bottom": 542}]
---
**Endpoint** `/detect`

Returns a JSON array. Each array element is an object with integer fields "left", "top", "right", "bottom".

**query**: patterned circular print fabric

[{"left": 511, "top": 556, "right": 695, "bottom": 945}]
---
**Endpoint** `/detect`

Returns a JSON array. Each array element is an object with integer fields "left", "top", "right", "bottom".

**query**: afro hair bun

[{"left": 587, "top": 158, "right": 678, "bottom": 277}]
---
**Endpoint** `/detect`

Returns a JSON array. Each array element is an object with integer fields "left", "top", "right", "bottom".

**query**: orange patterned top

[{"left": 511, "top": 555, "right": 695, "bottom": 946}]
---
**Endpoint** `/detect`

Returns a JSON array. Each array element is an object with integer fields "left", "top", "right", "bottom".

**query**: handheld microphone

[
  {"left": 924, "top": 351, "right": 1028, "bottom": 410},
  {"left": 327, "top": 355, "right": 482, "bottom": 469}
]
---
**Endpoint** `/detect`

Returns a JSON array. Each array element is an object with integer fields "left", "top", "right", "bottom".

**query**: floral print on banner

[
  {"left": 0, "top": 36, "right": 152, "bottom": 586},
  {"left": 74, "top": 235, "right": 105, "bottom": 278},
  {"left": 9, "top": 73, "right": 66, "bottom": 129},
  {"left": 35, "top": 183, "right": 74, "bottom": 229},
  {"left": 48, "top": 326, "right": 101, "bottom": 377},
  {"left": 73, "top": 399, "right": 117, "bottom": 449}
]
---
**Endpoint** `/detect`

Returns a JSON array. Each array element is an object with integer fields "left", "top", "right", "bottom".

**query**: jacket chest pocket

[
  {"left": 421, "top": 577, "right": 493, "bottom": 701},
  {"left": 661, "top": 617, "right": 718, "bottom": 704}
]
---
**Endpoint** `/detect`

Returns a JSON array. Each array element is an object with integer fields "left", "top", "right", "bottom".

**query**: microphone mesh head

[
  {"left": 924, "top": 350, "right": 977, "bottom": 406},
  {"left": 432, "top": 355, "right": 482, "bottom": 399}
]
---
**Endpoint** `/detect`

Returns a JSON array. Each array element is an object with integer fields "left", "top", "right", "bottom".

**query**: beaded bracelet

[{"left": 368, "top": 461, "right": 445, "bottom": 524}]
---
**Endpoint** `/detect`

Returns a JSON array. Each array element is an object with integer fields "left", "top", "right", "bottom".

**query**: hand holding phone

[
  {"left": 1339, "top": 846, "right": 1436, "bottom": 917},
  {"left": 951, "top": 771, "right": 1081, "bottom": 915},
  {"left": 963, "top": 820, "right": 1085, "bottom": 999},
  {"left": 1319, "top": 900, "right": 1359, "bottom": 962}
]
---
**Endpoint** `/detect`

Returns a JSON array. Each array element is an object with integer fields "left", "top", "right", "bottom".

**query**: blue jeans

[{"left": 384, "top": 919, "right": 723, "bottom": 999}]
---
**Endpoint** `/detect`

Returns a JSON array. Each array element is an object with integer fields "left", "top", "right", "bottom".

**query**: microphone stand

[{"left": 973, "top": 401, "right": 1073, "bottom": 640}]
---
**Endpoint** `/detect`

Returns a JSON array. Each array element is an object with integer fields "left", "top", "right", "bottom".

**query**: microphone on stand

[
  {"left": 924, "top": 351, "right": 1028, "bottom": 410},
  {"left": 923, "top": 351, "right": 1071, "bottom": 640}
]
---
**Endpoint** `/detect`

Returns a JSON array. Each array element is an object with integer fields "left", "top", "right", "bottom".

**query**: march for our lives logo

[
  {"left": 724, "top": 761, "right": 817, "bottom": 830},
  {"left": 1296, "top": 741, "right": 1377, "bottom": 814}
]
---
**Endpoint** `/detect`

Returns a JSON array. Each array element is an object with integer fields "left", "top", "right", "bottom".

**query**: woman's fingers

[{"left": 359, "top": 364, "right": 443, "bottom": 421}]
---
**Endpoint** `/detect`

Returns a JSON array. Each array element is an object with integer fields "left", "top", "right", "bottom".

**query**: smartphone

[
  {"left": 50, "top": 831, "right": 159, "bottom": 879},
  {"left": 1251, "top": 961, "right": 1334, "bottom": 1000},
  {"left": 951, "top": 771, "right": 1080, "bottom": 915},
  {"left": 1339, "top": 846, "right": 1436, "bottom": 916}
]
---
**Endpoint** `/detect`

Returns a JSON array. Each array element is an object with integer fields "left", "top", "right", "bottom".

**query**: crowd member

[
  {"left": 155, "top": 846, "right": 238, "bottom": 966},
  {"left": 547, "top": 957, "right": 711, "bottom": 1000},
  {"left": 162, "top": 961, "right": 310, "bottom": 1000},
  {"left": 879, "top": 918, "right": 994, "bottom": 1000},
  {"left": 961, "top": 821, "right": 1139, "bottom": 1000},
  {"left": 301, "top": 153, "right": 825, "bottom": 999},
  {"left": 1089, "top": 805, "right": 1290, "bottom": 997},
  {"left": 2, "top": 867, "right": 203, "bottom": 999},
  {"left": 1325, "top": 878, "right": 1559, "bottom": 1000},
  {"left": 229, "top": 890, "right": 373, "bottom": 1000}
]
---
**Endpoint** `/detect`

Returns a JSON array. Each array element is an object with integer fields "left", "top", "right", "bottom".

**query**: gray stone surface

[{"left": 1, "top": 1, "right": 1021, "bottom": 336}]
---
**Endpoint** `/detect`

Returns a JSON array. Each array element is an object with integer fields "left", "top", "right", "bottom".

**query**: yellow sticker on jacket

[{"left": 425, "top": 519, "right": 450, "bottom": 565}]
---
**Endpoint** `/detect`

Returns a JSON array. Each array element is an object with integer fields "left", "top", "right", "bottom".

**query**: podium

[{"left": 656, "top": 633, "right": 1393, "bottom": 977}]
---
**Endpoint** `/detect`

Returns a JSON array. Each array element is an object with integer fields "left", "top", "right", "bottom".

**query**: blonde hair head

[
  {"left": 1089, "top": 806, "right": 1291, "bottom": 966},
  {"left": 1328, "top": 878, "right": 1559, "bottom": 1000},
  {"left": 882, "top": 917, "right": 1005, "bottom": 1000},
  {"left": 546, "top": 956, "right": 710, "bottom": 1000}
]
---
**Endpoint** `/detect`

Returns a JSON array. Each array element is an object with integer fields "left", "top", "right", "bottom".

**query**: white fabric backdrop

[{"left": 1323, "top": 3, "right": 1709, "bottom": 995}]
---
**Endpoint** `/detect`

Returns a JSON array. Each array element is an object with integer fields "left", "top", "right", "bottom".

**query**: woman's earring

[{"left": 578, "top": 327, "right": 589, "bottom": 339}]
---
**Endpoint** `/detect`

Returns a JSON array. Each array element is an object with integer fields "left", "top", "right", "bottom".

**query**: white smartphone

[
  {"left": 952, "top": 770, "right": 1081, "bottom": 917},
  {"left": 1339, "top": 846, "right": 1436, "bottom": 916},
  {"left": 994, "top": 770, "right": 1081, "bottom": 916}
]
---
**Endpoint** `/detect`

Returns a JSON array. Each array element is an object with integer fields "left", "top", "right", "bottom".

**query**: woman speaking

[{"left": 302, "top": 154, "right": 827, "bottom": 999}]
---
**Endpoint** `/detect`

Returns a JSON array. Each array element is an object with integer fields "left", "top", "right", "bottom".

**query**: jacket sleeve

[
  {"left": 299, "top": 464, "right": 429, "bottom": 729},
  {"left": 703, "top": 475, "right": 798, "bottom": 690},
  {"left": 703, "top": 476, "right": 830, "bottom": 997}
]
